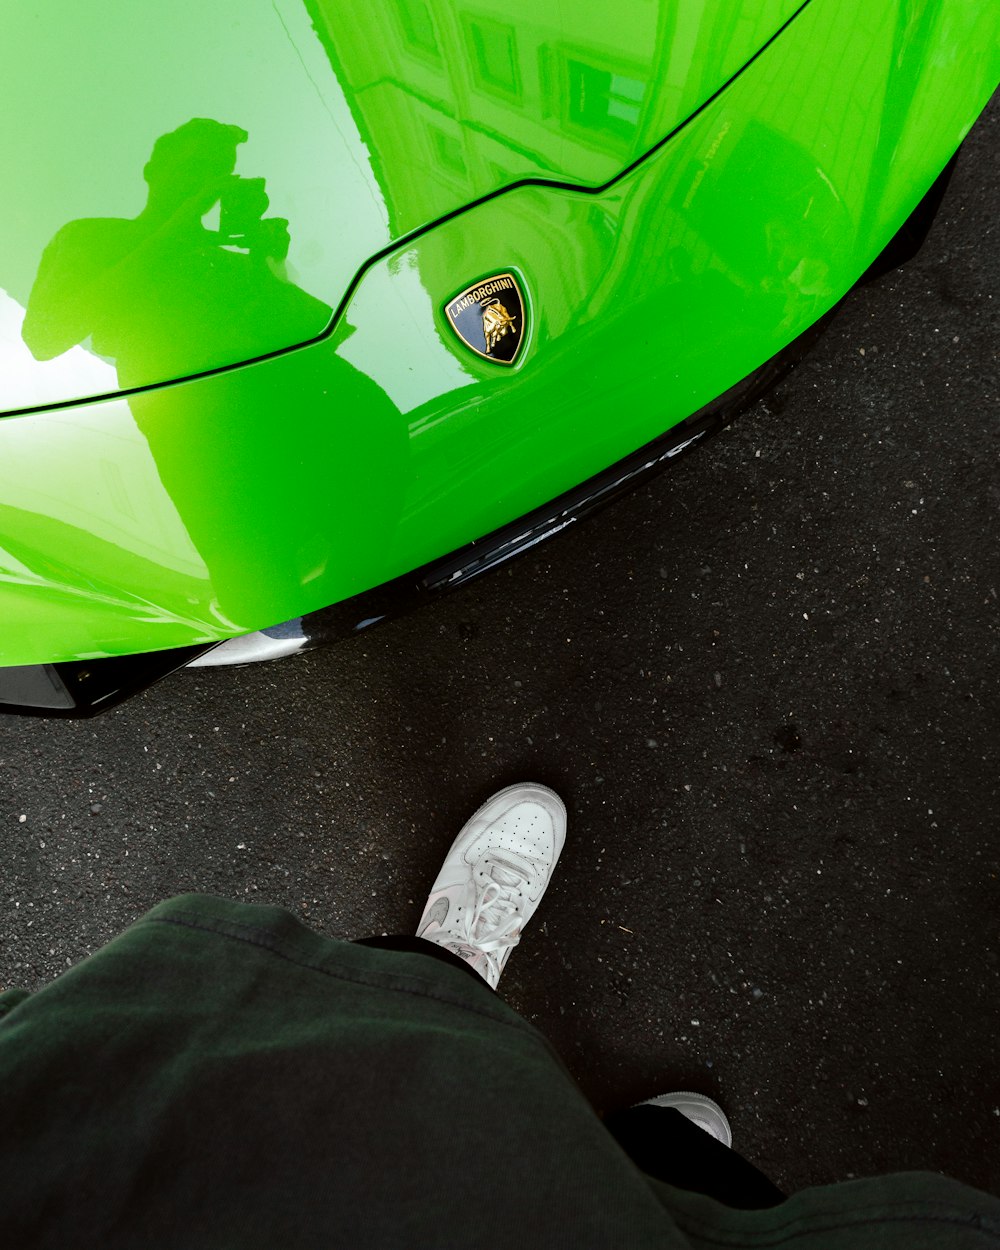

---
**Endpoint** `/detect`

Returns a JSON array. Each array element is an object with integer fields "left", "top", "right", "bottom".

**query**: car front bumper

[{"left": 0, "top": 0, "right": 995, "bottom": 705}]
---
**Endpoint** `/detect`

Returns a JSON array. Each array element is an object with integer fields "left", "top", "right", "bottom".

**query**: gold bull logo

[
  {"left": 445, "top": 273, "right": 526, "bottom": 365},
  {"left": 481, "top": 298, "right": 517, "bottom": 353}
]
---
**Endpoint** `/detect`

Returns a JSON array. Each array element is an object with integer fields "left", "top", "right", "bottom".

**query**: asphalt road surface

[{"left": 2, "top": 95, "right": 998, "bottom": 1198}]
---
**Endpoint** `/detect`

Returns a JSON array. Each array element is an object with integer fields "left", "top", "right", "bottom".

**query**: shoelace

[{"left": 445, "top": 851, "right": 542, "bottom": 976}]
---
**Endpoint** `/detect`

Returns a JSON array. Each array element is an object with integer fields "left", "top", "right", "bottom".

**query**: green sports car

[{"left": 1, "top": 1, "right": 997, "bottom": 715}]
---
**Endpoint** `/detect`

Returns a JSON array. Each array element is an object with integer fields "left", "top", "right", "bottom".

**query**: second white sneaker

[
  {"left": 416, "top": 783, "right": 567, "bottom": 989},
  {"left": 641, "top": 1092, "right": 733, "bottom": 1147}
]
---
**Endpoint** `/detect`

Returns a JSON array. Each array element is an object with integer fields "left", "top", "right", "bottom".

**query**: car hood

[{"left": 1, "top": 0, "right": 803, "bottom": 414}]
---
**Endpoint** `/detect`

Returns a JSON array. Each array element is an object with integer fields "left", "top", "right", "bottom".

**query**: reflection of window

[
  {"left": 428, "top": 123, "right": 466, "bottom": 175},
  {"left": 398, "top": 0, "right": 440, "bottom": 60},
  {"left": 465, "top": 18, "right": 521, "bottom": 99},
  {"left": 566, "top": 60, "right": 644, "bottom": 137}
]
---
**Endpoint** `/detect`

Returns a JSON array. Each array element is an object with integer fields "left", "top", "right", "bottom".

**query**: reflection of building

[
  {"left": 304, "top": 1, "right": 776, "bottom": 236},
  {"left": 310, "top": 2, "right": 905, "bottom": 319}
]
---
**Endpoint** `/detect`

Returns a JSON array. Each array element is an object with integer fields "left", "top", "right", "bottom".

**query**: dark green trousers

[{"left": 0, "top": 895, "right": 996, "bottom": 1248}]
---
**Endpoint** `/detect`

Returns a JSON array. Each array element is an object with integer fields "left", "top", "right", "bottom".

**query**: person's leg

[
  {"left": 604, "top": 1102, "right": 785, "bottom": 1209},
  {"left": 365, "top": 784, "right": 782, "bottom": 1209}
]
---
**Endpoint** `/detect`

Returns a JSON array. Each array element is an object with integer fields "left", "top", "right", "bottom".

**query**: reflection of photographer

[
  {"left": 218, "top": 175, "right": 290, "bottom": 262},
  {"left": 21, "top": 116, "right": 399, "bottom": 631},
  {"left": 22, "top": 117, "right": 329, "bottom": 387}
]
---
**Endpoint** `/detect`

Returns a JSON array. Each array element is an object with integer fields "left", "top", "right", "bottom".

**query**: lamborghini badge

[{"left": 445, "top": 272, "right": 525, "bottom": 365}]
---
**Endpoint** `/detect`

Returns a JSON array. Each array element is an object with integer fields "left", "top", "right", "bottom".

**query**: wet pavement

[{"left": 2, "top": 97, "right": 998, "bottom": 1197}]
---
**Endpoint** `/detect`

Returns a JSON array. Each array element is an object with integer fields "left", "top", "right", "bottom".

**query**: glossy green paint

[
  {"left": 0, "top": 0, "right": 997, "bottom": 664},
  {"left": 306, "top": 0, "right": 805, "bottom": 230},
  {"left": 1, "top": 0, "right": 801, "bottom": 411}
]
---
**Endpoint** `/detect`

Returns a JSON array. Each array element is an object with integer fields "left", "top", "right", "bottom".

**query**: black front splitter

[{"left": 0, "top": 311, "right": 830, "bottom": 718}]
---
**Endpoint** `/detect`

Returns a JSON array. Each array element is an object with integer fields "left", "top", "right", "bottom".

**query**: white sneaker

[
  {"left": 416, "top": 783, "right": 567, "bottom": 989},
  {"left": 641, "top": 1092, "right": 733, "bottom": 1147}
]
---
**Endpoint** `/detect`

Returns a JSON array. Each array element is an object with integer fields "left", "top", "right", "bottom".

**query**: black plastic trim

[
  {"left": 0, "top": 644, "right": 216, "bottom": 719},
  {"left": 294, "top": 310, "right": 835, "bottom": 646},
  {"left": 0, "top": 308, "right": 837, "bottom": 717},
  {"left": 0, "top": 319, "right": 825, "bottom": 716}
]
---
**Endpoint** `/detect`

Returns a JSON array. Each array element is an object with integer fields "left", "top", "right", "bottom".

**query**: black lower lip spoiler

[
  {"left": 0, "top": 358, "right": 785, "bottom": 719},
  {"left": 296, "top": 310, "right": 833, "bottom": 642},
  {"left": 0, "top": 309, "right": 834, "bottom": 719},
  {"left": 0, "top": 645, "right": 216, "bottom": 719}
]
